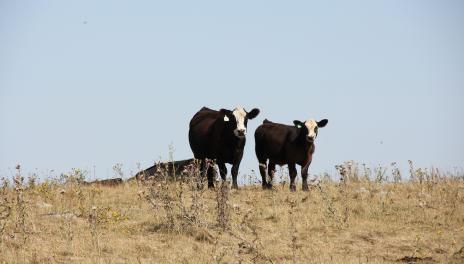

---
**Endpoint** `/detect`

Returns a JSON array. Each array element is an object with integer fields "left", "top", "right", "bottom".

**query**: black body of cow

[
  {"left": 188, "top": 106, "right": 259, "bottom": 189},
  {"left": 82, "top": 178, "right": 123, "bottom": 187},
  {"left": 132, "top": 158, "right": 196, "bottom": 181},
  {"left": 254, "top": 118, "right": 328, "bottom": 191}
]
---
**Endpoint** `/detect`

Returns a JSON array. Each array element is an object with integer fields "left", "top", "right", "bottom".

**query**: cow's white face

[
  {"left": 294, "top": 118, "right": 328, "bottom": 143},
  {"left": 232, "top": 106, "right": 247, "bottom": 138},
  {"left": 304, "top": 119, "right": 318, "bottom": 142},
  {"left": 221, "top": 106, "right": 260, "bottom": 138}
]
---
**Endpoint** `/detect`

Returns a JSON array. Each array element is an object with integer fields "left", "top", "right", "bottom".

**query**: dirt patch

[
  {"left": 190, "top": 227, "right": 215, "bottom": 243},
  {"left": 450, "top": 247, "right": 464, "bottom": 264}
]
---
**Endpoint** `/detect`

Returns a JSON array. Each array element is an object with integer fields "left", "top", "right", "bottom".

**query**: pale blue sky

[{"left": 1, "top": 1, "right": 463, "bottom": 181}]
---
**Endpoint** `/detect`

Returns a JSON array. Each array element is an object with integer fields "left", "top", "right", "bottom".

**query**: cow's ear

[
  {"left": 317, "top": 119, "right": 328, "bottom": 128},
  {"left": 247, "top": 108, "right": 260, "bottom": 120},
  {"left": 219, "top": 109, "right": 230, "bottom": 122},
  {"left": 293, "top": 120, "right": 304, "bottom": 128}
]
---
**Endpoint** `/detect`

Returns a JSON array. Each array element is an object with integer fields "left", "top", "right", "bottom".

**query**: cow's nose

[
  {"left": 307, "top": 136, "right": 314, "bottom": 142},
  {"left": 237, "top": 129, "right": 246, "bottom": 136}
]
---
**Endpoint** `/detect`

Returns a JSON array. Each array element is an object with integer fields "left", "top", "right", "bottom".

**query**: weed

[{"left": 216, "top": 181, "right": 230, "bottom": 230}]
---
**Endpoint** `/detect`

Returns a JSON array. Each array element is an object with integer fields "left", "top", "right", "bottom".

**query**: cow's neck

[
  {"left": 215, "top": 128, "right": 241, "bottom": 146},
  {"left": 294, "top": 132, "right": 314, "bottom": 152},
  {"left": 225, "top": 133, "right": 244, "bottom": 146}
]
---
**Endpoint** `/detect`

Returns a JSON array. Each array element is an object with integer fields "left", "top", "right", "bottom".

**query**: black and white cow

[
  {"left": 254, "top": 118, "right": 328, "bottom": 191},
  {"left": 188, "top": 106, "right": 260, "bottom": 189}
]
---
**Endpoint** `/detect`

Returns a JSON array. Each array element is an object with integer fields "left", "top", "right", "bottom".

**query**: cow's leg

[
  {"left": 301, "top": 164, "right": 310, "bottom": 191},
  {"left": 258, "top": 160, "right": 270, "bottom": 189},
  {"left": 218, "top": 162, "right": 227, "bottom": 181},
  {"left": 231, "top": 163, "right": 240, "bottom": 189},
  {"left": 267, "top": 162, "right": 276, "bottom": 188},
  {"left": 288, "top": 163, "right": 297, "bottom": 192},
  {"left": 196, "top": 159, "right": 207, "bottom": 189},
  {"left": 207, "top": 164, "right": 216, "bottom": 189},
  {"left": 199, "top": 159, "right": 205, "bottom": 176}
]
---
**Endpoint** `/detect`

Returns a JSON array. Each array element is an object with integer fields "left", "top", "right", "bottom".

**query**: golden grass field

[{"left": 0, "top": 162, "right": 463, "bottom": 264}]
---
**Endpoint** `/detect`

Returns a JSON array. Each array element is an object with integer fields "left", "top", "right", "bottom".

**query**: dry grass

[{"left": 0, "top": 163, "right": 463, "bottom": 264}]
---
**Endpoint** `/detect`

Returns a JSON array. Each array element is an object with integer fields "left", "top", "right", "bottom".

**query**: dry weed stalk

[
  {"left": 143, "top": 159, "right": 210, "bottom": 234},
  {"left": 317, "top": 183, "right": 341, "bottom": 227},
  {"left": 177, "top": 160, "right": 207, "bottom": 228},
  {"left": 13, "top": 165, "right": 28, "bottom": 245},
  {"left": 0, "top": 179, "right": 11, "bottom": 246},
  {"left": 230, "top": 202, "right": 274, "bottom": 263},
  {"left": 391, "top": 162, "right": 402, "bottom": 184},
  {"left": 88, "top": 205, "right": 100, "bottom": 261},
  {"left": 287, "top": 198, "right": 298, "bottom": 264},
  {"left": 335, "top": 161, "right": 360, "bottom": 183},
  {"left": 112, "top": 163, "right": 124, "bottom": 179},
  {"left": 27, "top": 172, "right": 37, "bottom": 190},
  {"left": 374, "top": 164, "right": 388, "bottom": 183},
  {"left": 216, "top": 181, "right": 230, "bottom": 230},
  {"left": 229, "top": 220, "right": 273, "bottom": 263}
]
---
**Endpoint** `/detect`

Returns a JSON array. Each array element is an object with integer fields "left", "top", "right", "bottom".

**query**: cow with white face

[
  {"left": 188, "top": 106, "right": 260, "bottom": 189},
  {"left": 293, "top": 119, "right": 326, "bottom": 143},
  {"left": 231, "top": 107, "right": 248, "bottom": 137},
  {"left": 254, "top": 118, "right": 328, "bottom": 191}
]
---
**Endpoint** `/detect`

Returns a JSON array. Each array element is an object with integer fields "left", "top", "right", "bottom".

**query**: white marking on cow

[
  {"left": 304, "top": 119, "right": 318, "bottom": 139},
  {"left": 233, "top": 106, "right": 247, "bottom": 137},
  {"left": 259, "top": 163, "right": 267, "bottom": 168}
]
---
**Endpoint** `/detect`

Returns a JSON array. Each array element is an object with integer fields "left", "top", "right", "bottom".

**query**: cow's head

[
  {"left": 220, "top": 106, "right": 260, "bottom": 138},
  {"left": 293, "top": 119, "right": 328, "bottom": 143}
]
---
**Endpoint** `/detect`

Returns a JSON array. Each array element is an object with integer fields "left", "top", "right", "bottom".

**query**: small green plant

[{"left": 36, "top": 181, "right": 55, "bottom": 202}]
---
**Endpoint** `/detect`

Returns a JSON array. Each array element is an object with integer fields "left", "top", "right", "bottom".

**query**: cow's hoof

[
  {"left": 262, "top": 183, "right": 273, "bottom": 190},
  {"left": 208, "top": 184, "right": 215, "bottom": 189},
  {"left": 290, "top": 185, "right": 296, "bottom": 192},
  {"left": 302, "top": 185, "right": 309, "bottom": 192},
  {"left": 232, "top": 184, "right": 239, "bottom": 190}
]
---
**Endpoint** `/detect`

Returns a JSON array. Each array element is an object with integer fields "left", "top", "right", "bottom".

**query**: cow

[
  {"left": 131, "top": 158, "right": 196, "bottom": 181},
  {"left": 254, "top": 118, "right": 328, "bottom": 191},
  {"left": 188, "top": 106, "right": 260, "bottom": 189},
  {"left": 82, "top": 178, "right": 123, "bottom": 187}
]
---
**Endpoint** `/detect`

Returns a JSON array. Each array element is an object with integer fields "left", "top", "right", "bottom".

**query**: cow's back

[
  {"left": 189, "top": 107, "right": 220, "bottom": 158},
  {"left": 255, "top": 120, "right": 296, "bottom": 161},
  {"left": 189, "top": 107, "right": 218, "bottom": 128}
]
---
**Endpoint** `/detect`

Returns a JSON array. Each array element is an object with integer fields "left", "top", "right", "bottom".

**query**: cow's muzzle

[{"left": 235, "top": 129, "right": 246, "bottom": 137}]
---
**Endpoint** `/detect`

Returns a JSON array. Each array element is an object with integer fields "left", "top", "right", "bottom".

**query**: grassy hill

[{"left": 0, "top": 163, "right": 463, "bottom": 263}]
